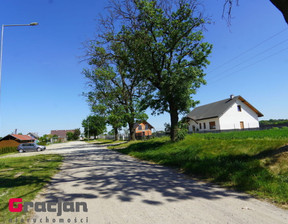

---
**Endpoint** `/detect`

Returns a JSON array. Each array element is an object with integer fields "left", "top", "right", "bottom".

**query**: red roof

[{"left": 12, "top": 134, "right": 35, "bottom": 141}]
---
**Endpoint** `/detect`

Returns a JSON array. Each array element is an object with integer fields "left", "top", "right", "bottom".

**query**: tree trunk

[
  {"left": 270, "top": 0, "right": 288, "bottom": 24},
  {"left": 114, "top": 127, "right": 119, "bottom": 141},
  {"left": 128, "top": 122, "right": 136, "bottom": 141},
  {"left": 169, "top": 102, "right": 179, "bottom": 142}
]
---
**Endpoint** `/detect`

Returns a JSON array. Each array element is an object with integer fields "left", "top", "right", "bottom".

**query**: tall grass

[{"left": 112, "top": 129, "right": 288, "bottom": 207}]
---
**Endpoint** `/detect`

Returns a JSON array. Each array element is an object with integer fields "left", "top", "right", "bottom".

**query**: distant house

[
  {"left": 186, "top": 95, "right": 263, "bottom": 132},
  {"left": 134, "top": 121, "right": 154, "bottom": 139},
  {"left": 0, "top": 134, "right": 35, "bottom": 148},
  {"left": 50, "top": 130, "right": 76, "bottom": 142},
  {"left": 27, "top": 132, "right": 39, "bottom": 139}
]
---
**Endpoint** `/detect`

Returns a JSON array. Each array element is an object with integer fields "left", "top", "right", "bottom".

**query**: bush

[
  {"left": 0, "top": 146, "right": 17, "bottom": 155},
  {"left": 177, "top": 128, "right": 188, "bottom": 141},
  {"left": 176, "top": 122, "right": 188, "bottom": 141}
]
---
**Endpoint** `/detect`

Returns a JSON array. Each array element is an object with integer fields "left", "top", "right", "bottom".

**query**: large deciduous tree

[
  {"left": 103, "top": 0, "right": 212, "bottom": 141},
  {"left": 83, "top": 44, "right": 148, "bottom": 140}
]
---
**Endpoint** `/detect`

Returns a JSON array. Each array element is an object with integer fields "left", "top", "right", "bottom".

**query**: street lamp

[{"left": 0, "top": 22, "right": 39, "bottom": 102}]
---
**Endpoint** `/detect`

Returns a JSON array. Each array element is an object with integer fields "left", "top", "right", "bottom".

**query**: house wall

[
  {"left": 188, "top": 120, "right": 197, "bottom": 132},
  {"left": 188, "top": 118, "right": 220, "bottom": 132},
  {"left": 135, "top": 123, "right": 152, "bottom": 136},
  {"left": 219, "top": 100, "right": 260, "bottom": 130}
]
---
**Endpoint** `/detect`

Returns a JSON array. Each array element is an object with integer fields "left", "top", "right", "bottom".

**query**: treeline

[{"left": 260, "top": 119, "right": 288, "bottom": 127}]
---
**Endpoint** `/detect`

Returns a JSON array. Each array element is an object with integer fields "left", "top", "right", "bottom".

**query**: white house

[{"left": 186, "top": 95, "right": 263, "bottom": 132}]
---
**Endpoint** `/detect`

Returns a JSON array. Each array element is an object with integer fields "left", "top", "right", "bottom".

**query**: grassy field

[
  {"left": 110, "top": 129, "right": 288, "bottom": 208},
  {"left": 0, "top": 154, "right": 63, "bottom": 223}
]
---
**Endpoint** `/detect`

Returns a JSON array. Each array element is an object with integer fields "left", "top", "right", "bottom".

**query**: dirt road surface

[{"left": 10, "top": 141, "right": 286, "bottom": 224}]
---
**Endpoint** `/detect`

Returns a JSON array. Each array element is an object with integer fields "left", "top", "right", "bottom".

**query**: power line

[
  {"left": 206, "top": 28, "right": 288, "bottom": 74},
  {"left": 208, "top": 37, "right": 288, "bottom": 82},
  {"left": 208, "top": 45, "right": 288, "bottom": 84}
]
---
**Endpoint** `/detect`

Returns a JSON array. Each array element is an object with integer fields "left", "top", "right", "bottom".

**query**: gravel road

[{"left": 6, "top": 141, "right": 287, "bottom": 224}]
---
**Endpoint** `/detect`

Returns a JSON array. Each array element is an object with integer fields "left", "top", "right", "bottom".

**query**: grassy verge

[
  {"left": 110, "top": 130, "right": 288, "bottom": 208},
  {"left": 0, "top": 154, "right": 63, "bottom": 223}
]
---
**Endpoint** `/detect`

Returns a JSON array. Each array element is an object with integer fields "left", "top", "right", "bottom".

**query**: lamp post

[
  {"left": 88, "top": 117, "right": 90, "bottom": 141},
  {"left": 0, "top": 22, "right": 38, "bottom": 102}
]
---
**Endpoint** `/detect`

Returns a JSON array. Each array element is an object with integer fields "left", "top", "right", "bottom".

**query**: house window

[
  {"left": 209, "top": 121, "right": 216, "bottom": 130},
  {"left": 203, "top": 123, "right": 206, "bottom": 129},
  {"left": 145, "top": 124, "right": 149, "bottom": 130},
  {"left": 237, "top": 105, "right": 242, "bottom": 112},
  {"left": 138, "top": 125, "right": 142, "bottom": 130},
  {"left": 199, "top": 123, "right": 202, "bottom": 129}
]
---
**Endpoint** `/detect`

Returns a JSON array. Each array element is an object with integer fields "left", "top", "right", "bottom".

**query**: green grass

[
  {"left": 199, "top": 128, "right": 288, "bottom": 140},
  {"left": 0, "top": 154, "right": 63, "bottom": 223},
  {"left": 111, "top": 129, "right": 288, "bottom": 208}
]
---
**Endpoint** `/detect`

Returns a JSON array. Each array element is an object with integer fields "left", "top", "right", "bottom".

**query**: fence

[{"left": 97, "top": 134, "right": 129, "bottom": 141}]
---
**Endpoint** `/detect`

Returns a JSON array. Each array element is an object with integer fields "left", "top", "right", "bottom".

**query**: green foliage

[
  {"left": 39, "top": 134, "right": 54, "bottom": 143},
  {"left": 108, "top": 129, "right": 115, "bottom": 136},
  {"left": 0, "top": 146, "right": 17, "bottom": 155},
  {"left": 165, "top": 121, "right": 188, "bottom": 141},
  {"left": 199, "top": 129, "right": 288, "bottom": 140},
  {"left": 73, "top": 128, "right": 81, "bottom": 140},
  {"left": 105, "top": 0, "right": 212, "bottom": 141},
  {"left": 82, "top": 115, "right": 106, "bottom": 138},
  {"left": 129, "top": 1, "right": 212, "bottom": 113},
  {"left": 83, "top": 36, "right": 148, "bottom": 140},
  {"left": 164, "top": 123, "right": 171, "bottom": 134},
  {"left": 260, "top": 119, "right": 288, "bottom": 126},
  {"left": 114, "top": 129, "right": 288, "bottom": 206},
  {"left": 176, "top": 122, "right": 188, "bottom": 141},
  {"left": 84, "top": 0, "right": 212, "bottom": 142},
  {"left": 66, "top": 132, "right": 74, "bottom": 141}
]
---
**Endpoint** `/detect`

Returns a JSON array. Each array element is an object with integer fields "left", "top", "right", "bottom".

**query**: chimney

[{"left": 230, "top": 94, "right": 234, "bottom": 99}]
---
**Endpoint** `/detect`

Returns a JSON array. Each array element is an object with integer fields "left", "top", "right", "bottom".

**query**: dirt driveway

[{"left": 12, "top": 141, "right": 286, "bottom": 223}]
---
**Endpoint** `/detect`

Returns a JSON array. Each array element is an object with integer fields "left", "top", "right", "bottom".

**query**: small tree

[
  {"left": 66, "top": 132, "right": 74, "bottom": 141},
  {"left": 73, "top": 128, "right": 81, "bottom": 140},
  {"left": 82, "top": 115, "right": 106, "bottom": 139}
]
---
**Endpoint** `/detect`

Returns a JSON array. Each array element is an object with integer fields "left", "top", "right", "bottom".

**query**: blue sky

[{"left": 0, "top": 0, "right": 287, "bottom": 136}]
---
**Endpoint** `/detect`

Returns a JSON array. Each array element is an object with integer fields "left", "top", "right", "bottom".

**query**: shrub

[
  {"left": 177, "top": 128, "right": 188, "bottom": 141},
  {"left": 0, "top": 146, "right": 17, "bottom": 155},
  {"left": 176, "top": 122, "right": 188, "bottom": 141}
]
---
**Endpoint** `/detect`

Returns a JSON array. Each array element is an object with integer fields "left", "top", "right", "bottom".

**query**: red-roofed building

[{"left": 0, "top": 134, "right": 35, "bottom": 148}]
